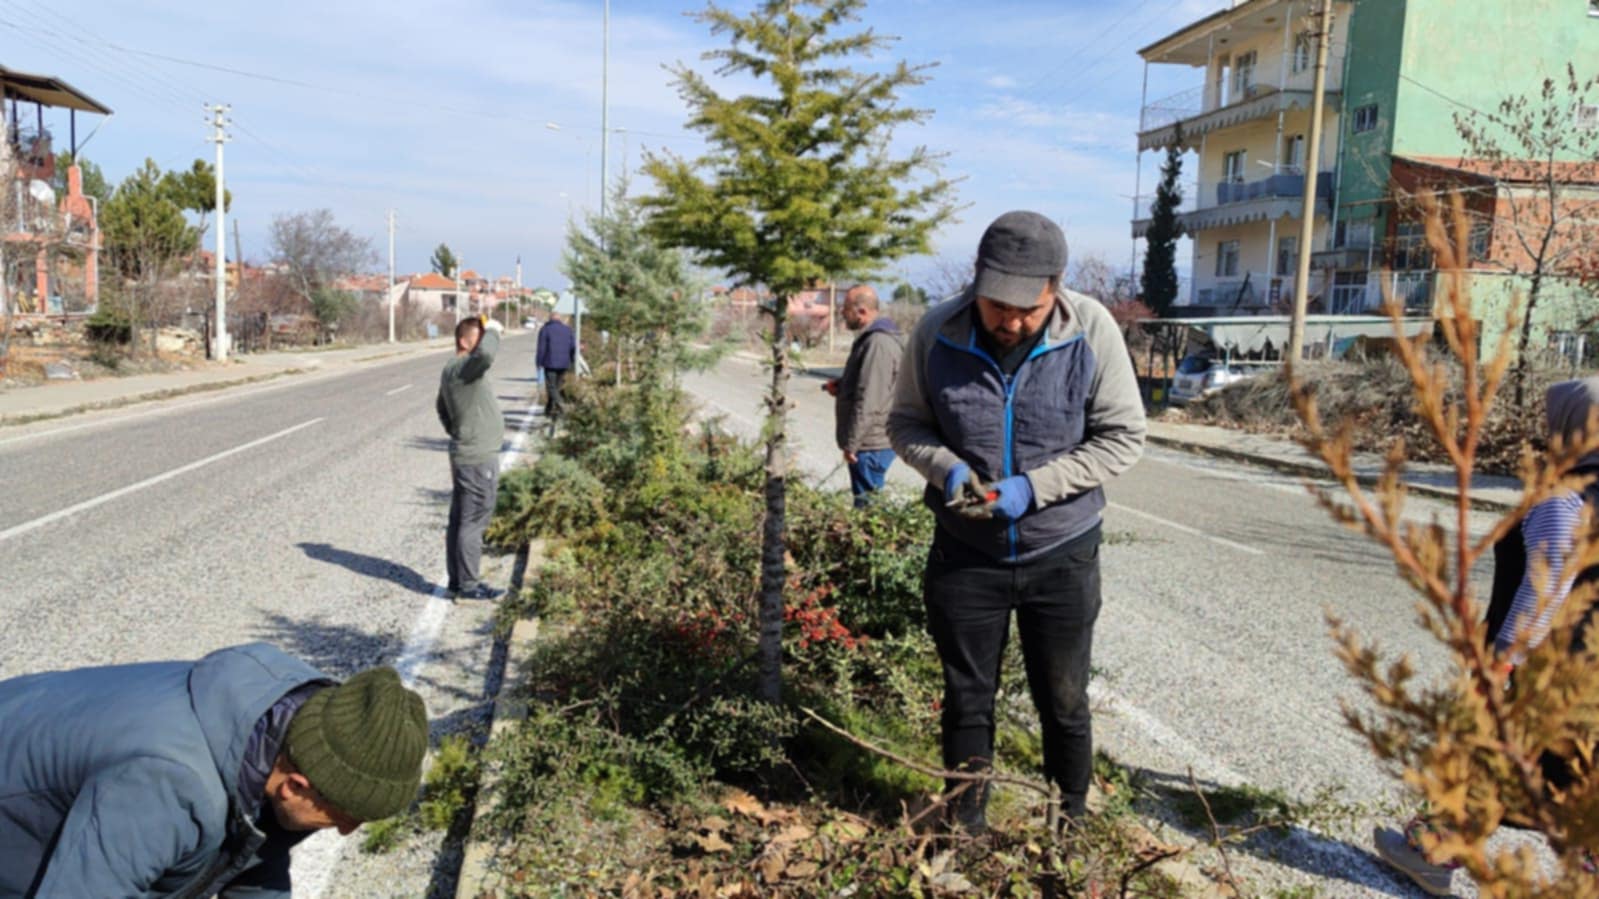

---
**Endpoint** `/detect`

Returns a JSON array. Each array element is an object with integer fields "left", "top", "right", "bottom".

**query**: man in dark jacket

[
  {"left": 888, "top": 211, "right": 1146, "bottom": 832},
  {"left": 536, "top": 312, "right": 576, "bottom": 418},
  {"left": 437, "top": 315, "right": 505, "bottom": 600},
  {"left": 0, "top": 643, "right": 428, "bottom": 898},
  {"left": 827, "top": 285, "right": 905, "bottom": 507}
]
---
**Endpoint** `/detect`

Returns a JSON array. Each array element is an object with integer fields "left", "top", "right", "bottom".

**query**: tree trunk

[
  {"left": 757, "top": 301, "right": 791, "bottom": 706},
  {"left": 1512, "top": 268, "right": 1545, "bottom": 407}
]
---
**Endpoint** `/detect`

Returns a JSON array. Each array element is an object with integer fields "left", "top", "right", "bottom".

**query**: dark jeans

[
  {"left": 543, "top": 368, "right": 568, "bottom": 417},
  {"left": 446, "top": 460, "right": 499, "bottom": 592},
  {"left": 923, "top": 524, "right": 1102, "bottom": 823},
  {"left": 847, "top": 448, "right": 896, "bottom": 508}
]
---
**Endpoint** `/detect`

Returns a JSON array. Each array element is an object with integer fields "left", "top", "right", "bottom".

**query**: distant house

[{"left": 407, "top": 272, "right": 461, "bottom": 312}]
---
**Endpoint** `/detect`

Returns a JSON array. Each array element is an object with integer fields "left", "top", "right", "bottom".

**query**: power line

[
  {"left": 0, "top": 12, "right": 688, "bottom": 143},
  {"left": 0, "top": 2, "right": 202, "bottom": 112},
  {"left": 1018, "top": 0, "right": 1165, "bottom": 95},
  {"left": 1031, "top": 0, "right": 1194, "bottom": 110}
]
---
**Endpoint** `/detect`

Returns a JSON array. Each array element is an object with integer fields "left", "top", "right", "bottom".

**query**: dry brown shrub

[{"left": 1294, "top": 191, "right": 1599, "bottom": 896}]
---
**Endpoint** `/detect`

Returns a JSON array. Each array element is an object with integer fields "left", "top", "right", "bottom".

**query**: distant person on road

[
  {"left": 0, "top": 643, "right": 428, "bottom": 899},
  {"left": 825, "top": 285, "right": 906, "bottom": 508},
  {"left": 1374, "top": 376, "right": 1599, "bottom": 895},
  {"left": 888, "top": 210, "right": 1146, "bottom": 833},
  {"left": 437, "top": 314, "right": 506, "bottom": 601},
  {"left": 536, "top": 312, "right": 576, "bottom": 418}
]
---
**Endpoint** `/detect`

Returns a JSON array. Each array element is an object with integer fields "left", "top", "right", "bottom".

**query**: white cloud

[{"left": 985, "top": 75, "right": 1018, "bottom": 90}]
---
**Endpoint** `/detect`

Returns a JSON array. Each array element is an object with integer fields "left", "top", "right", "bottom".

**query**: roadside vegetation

[
  {"left": 1292, "top": 192, "right": 1599, "bottom": 894},
  {"left": 1175, "top": 356, "right": 1581, "bottom": 477}
]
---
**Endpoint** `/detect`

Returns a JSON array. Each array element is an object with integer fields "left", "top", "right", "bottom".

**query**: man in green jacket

[{"left": 436, "top": 315, "right": 505, "bottom": 600}]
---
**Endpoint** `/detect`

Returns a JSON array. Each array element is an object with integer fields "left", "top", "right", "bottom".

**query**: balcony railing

[
  {"left": 1132, "top": 181, "right": 1199, "bottom": 220},
  {"left": 1137, "top": 52, "right": 1346, "bottom": 149},
  {"left": 1209, "top": 170, "right": 1333, "bottom": 208},
  {"left": 1195, "top": 272, "right": 1297, "bottom": 308},
  {"left": 1328, "top": 271, "right": 1435, "bottom": 315},
  {"left": 1140, "top": 85, "right": 1204, "bottom": 133}
]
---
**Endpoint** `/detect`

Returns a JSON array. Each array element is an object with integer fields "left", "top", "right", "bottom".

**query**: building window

[
  {"left": 1353, "top": 104, "right": 1380, "bottom": 133},
  {"left": 1393, "top": 222, "right": 1432, "bottom": 270},
  {"left": 1331, "top": 271, "right": 1371, "bottom": 314},
  {"left": 1216, "top": 240, "right": 1242, "bottom": 278},
  {"left": 1283, "top": 134, "right": 1305, "bottom": 173},
  {"left": 1293, "top": 32, "right": 1314, "bottom": 73},
  {"left": 443, "top": 293, "right": 458, "bottom": 310},
  {"left": 1338, "top": 220, "right": 1375, "bottom": 249},
  {"left": 1469, "top": 219, "right": 1492, "bottom": 261},
  {"left": 1223, "top": 150, "right": 1248, "bottom": 183},
  {"left": 1277, "top": 236, "right": 1300, "bottom": 276},
  {"left": 1232, "top": 51, "right": 1257, "bottom": 99}
]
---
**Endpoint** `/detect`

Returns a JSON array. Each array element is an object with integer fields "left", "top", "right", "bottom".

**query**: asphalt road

[
  {"left": 683, "top": 352, "right": 1532, "bottom": 899},
  {"left": 0, "top": 334, "right": 543, "bottom": 898}
]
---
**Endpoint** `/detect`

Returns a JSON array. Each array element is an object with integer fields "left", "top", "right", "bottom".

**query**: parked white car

[{"left": 1168, "top": 354, "right": 1271, "bottom": 404}]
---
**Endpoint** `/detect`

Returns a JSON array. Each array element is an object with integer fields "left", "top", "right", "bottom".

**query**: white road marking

[
  {"left": 0, "top": 418, "right": 325, "bottom": 545},
  {"left": 1090, "top": 680, "right": 1411, "bottom": 894},
  {"left": 395, "top": 401, "right": 537, "bottom": 688},
  {"left": 299, "top": 396, "right": 539, "bottom": 899},
  {"left": 1106, "top": 501, "right": 1265, "bottom": 556},
  {"left": 385, "top": 383, "right": 414, "bottom": 397}
]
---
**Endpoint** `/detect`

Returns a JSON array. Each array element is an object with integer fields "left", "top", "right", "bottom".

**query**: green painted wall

[
  {"left": 1336, "top": 0, "right": 1408, "bottom": 217},
  {"left": 1336, "top": 0, "right": 1599, "bottom": 227},
  {"left": 1394, "top": 0, "right": 1599, "bottom": 159}
]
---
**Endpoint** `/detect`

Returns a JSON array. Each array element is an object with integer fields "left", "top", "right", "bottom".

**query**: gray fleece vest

[{"left": 922, "top": 325, "right": 1103, "bottom": 563}]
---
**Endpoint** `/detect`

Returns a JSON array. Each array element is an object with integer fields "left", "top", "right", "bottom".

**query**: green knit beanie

[{"left": 285, "top": 666, "right": 428, "bottom": 822}]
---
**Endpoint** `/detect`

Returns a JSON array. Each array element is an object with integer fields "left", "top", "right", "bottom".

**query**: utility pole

[
  {"left": 1288, "top": 0, "right": 1335, "bottom": 370},
  {"left": 387, "top": 209, "right": 397, "bottom": 343},
  {"left": 581, "top": 0, "right": 607, "bottom": 377},
  {"left": 208, "top": 104, "right": 230, "bottom": 361}
]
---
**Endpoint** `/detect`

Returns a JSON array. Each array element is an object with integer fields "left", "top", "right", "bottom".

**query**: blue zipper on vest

[{"left": 935, "top": 328, "right": 1084, "bottom": 560}]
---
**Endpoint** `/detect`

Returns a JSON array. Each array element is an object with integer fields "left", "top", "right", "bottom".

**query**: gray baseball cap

[{"left": 973, "top": 211, "right": 1068, "bottom": 308}]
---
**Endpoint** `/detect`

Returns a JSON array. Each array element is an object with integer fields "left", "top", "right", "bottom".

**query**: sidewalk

[
  {"left": 1147, "top": 418, "right": 1525, "bottom": 511},
  {"left": 0, "top": 337, "right": 455, "bottom": 426}
]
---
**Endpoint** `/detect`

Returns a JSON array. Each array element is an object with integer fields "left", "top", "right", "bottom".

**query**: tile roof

[
  {"left": 1397, "top": 155, "right": 1599, "bottom": 185},
  {"left": 410, "top": 272, "right": 456, "bottom": 290}
]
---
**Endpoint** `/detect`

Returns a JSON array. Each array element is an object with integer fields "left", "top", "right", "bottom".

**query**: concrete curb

[
  {"left": 1146, "top": 431, "right": 1519, "bottom": 513},
  {"left": 0, "top": 369, "right": 301, "bottom": 427},
  {"left": 455, "top": 544, "right": 545, "bottom": 899},
  {"left": 0, "top": 336, "right": 460, "bottom": 429}
]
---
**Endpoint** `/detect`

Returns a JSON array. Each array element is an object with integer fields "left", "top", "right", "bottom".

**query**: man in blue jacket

[
  {"left": 889, "top": 211, "right": 1146, "bottom": 833},
  {"left": 536, "top": 312, "right": 576, "bottom": 417},
  {"left": 0, "top": 643, "right": 429, "bottom": 898}
]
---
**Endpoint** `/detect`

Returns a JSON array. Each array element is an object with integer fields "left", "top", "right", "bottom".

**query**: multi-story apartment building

[
  {"left": 1135, "top": 0, "right": 1599, "bottom": 346},
  {"left": 1135, "top": 0, "right": 1350, "bottom": 312}
]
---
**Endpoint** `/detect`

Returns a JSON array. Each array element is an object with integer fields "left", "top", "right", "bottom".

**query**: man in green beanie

[{"left": 0, "top": 643, "right": 429, "bottom": 898}]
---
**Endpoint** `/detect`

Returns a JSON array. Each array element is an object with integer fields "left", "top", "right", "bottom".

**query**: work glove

[
  {"left": 980, "top": 475, "right": 1034, "bottom": 522},
  {"left": 943, "top": 463, "right": 993, "bottom": 520}
]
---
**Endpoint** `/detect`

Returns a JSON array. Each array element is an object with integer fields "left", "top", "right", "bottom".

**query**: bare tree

[
  {"left": 920, "top": 253, "right": 973, "bottom": 303},
  {"left": 1065, "top": 252, "right": 1135, "bottom": 304},
  {"left": 269, "top": 209, "right": 376, "bottom": 336},
  {"left": 1452, "top": 65, "right": 1599, "bottom": 403}
]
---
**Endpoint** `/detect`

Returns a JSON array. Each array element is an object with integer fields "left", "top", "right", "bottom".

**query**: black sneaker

[{"left": 454, "top": 583, "right": 504, "bottom": 601}]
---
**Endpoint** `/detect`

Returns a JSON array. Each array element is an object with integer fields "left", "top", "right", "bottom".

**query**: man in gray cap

[
  {"left": 0, "top": 643, "right": 429, "bottom": 898},
  {"left": 889, "top": 210, "right": 1146, "bottom": 832}
]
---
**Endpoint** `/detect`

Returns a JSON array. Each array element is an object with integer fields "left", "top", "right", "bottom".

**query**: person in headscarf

[{"left": 1374, "top": 376, "right": 1599, "bottom": 895}]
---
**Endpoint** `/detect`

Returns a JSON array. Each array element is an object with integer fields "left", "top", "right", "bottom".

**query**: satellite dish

[{"left": 28, "top": 179, "right": 56, "bottom": 206}]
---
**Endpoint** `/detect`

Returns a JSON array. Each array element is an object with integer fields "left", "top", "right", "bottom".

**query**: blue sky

[{"left": 0, "top": 0, "right": 1221, "bottom": 289}]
